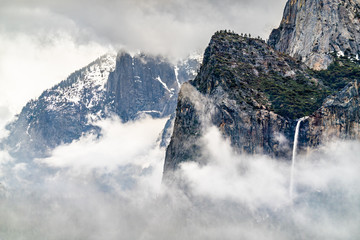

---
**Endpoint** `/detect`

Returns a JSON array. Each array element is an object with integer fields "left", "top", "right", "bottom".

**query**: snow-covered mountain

[{"left": 2, "top": 51, "right": 201, "bottom": 160}]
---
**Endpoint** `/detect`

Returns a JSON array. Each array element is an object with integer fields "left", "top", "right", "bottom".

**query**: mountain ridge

[
  {"left": 164, "top": 29, "right": 360, "bottom": 176},
  {"left": 2, "top": 51, "right": 201, "bottom": 160}
]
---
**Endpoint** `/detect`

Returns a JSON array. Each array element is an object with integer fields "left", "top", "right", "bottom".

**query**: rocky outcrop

[
  {"left": 164, "top": 31, "right": 360, "bottom": 176},
  {"left": 106, "top": 52, "right": 178, "bottom": 121},
  {"left": 269, "top": 0, "right": 360, "bottom": 70},
  {"left": 106, "top": 52, "right": 200, "bottom": 122},
  {"left": 302, "top": 80, "right": 360, "bottom": 147},
  {"left": 164, "top": 31, "right": 328, "bottom": 173}
]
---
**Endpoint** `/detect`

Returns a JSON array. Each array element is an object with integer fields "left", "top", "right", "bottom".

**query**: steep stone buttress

[
  {"left": 164, "top": 31, "right": 323, "bottom": 174},
  {"left": 164, "top": 31, "right": 360, "bottom": 178},
  {"left": 269, "top": 0, "right": 360, "bottom": 70}
]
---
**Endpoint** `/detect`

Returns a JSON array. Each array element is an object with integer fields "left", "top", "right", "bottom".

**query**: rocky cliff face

[
  {"left": 164, "top": 31, "right": 325, "bottom": 173},
  {"left": 269, "top": 0, "right": 360, "bottom": 70},
  {"left": 3, "top": 52, "right": 200, "bottom": 160},
  {"left": 106, "top": 52, "right": 199, "bottom": 121},
  {"left": 164, "top": 31, "right": 360, "bottom": 175},
  {"left": 302, "top": 80, "right": 360, "bottom": 147}
]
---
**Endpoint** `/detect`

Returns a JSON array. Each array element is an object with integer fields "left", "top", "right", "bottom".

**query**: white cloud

[
  {"left": 0, "top": 118, "right": 359, "bottom": 239},
  {"left": 177, "top": 127, "right": 360, "bottom": 239},
  {"left": 1, "top": 0, "right": 288, "bottom": 61},
  {"left": 33, "top": 116, "right": 168, "bottom": 196},
  {"left": 180, "top": 127, "right": 290, "bottom": 210},
  {"left": 39, "top": 116, "right": 166, "bottom": 170}
]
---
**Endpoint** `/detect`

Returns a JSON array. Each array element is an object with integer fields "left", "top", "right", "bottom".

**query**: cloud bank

[
  {"left": 0, "top": 116, "right": 359, "bottom": 240},
  {"left": 1, "top": 0, "right": 287, "bottom": 59}
]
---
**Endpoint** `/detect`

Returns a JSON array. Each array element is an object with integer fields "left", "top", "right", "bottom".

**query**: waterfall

[{"left": 289, "top": 116, "right": 307, "bottom": 200}]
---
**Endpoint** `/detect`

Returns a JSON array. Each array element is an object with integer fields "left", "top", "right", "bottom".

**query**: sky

[{"left": 0, "top": 0, "right": 287, "bottom": 125}]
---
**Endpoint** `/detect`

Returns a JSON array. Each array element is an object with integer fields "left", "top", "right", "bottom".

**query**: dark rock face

[
  {"left": 106, "top": 52, "right": 178, "bottom": 121},
  {"left": 164, "top": 84, "right": 206, "bottom": 173},
  {"left": 164, "top": 31, "right": 325, "bottom": 173},
  {"left": 303, "top": 80, "right": 360, "bottom": 147},
  {"left": 164, "top": 31, "right": 360, "bottom": 175},
  {"left": 106, "top": 52, "right": 200, "bottom": 121},
  {"left": 269, "top": 0, "right": 360, "bottom": 70},
  {"left": 3, "top": 52, "right": 201, "bottom": 160}
]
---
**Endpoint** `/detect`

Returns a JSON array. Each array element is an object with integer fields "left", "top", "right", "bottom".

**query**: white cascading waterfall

[{"left": 289, "top": 116, "right": 308, "bottom": 201}]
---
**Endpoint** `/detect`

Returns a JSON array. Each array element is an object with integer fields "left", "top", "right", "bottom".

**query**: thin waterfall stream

[{"left": 289, "top": 116, "right": 308, "bottom": 200}]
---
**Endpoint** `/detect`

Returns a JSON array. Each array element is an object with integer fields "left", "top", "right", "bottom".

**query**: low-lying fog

[{"left": 0, "top": 117, "right": 359, "bottom": 240}]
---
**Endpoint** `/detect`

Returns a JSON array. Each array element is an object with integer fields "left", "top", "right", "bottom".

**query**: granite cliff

[
  {"left": 165, "top": 31, "right": 316, "bottom": 173},
  {"left": 301, "top": 80, "right": 360, "bottom": 148},
  {"left": 106, "top": 52, "right": 199, "bottom": 121},
  {"left": 269, "top": 0, "right": 360, "bottom": 70},
  {"left": 164, "top": 31, "right": 360, "bottom": 175}
]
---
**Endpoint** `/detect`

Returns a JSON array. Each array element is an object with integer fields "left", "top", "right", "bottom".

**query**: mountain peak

[
  {"left": 3, "top": 51, "right": 201, "bottom": 160},
  {"left": 192, "top": 31, "right": 326, "bottom": 120},
  {"left": 269, "top": 0, "right": 360, "bottom": 70},
  {"left": 164, "top": 30, "right": 326, "bottom": 173},
  {"left": 164, "top": 28, "right": 360, "bottom": 175}
]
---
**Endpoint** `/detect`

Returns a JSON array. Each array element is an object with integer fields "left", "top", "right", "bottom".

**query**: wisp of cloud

[{"left": 0, "top": 116, "right": 359, "bottom": 240}]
